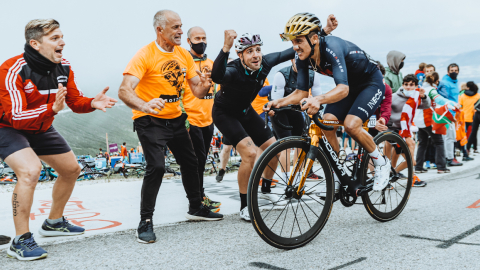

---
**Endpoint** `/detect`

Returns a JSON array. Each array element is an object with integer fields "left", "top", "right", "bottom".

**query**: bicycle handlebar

[{"left": 264, "top": 104, "right": 335, "bottom": 131}]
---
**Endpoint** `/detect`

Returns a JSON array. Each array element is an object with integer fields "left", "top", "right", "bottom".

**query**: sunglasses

[
  {"left": 240, "top": 34, "right": 261, "bottom": 45},
  {"left": 280, "top": 33, "right": 300, "bottom": 42}
]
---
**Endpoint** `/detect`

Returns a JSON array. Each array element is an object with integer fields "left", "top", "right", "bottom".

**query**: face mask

[
  {"left": 402, "top": 88, "right": 415, "bottom": 97},
  {"left": 449, "top": 72, "right": 458, "bottom": 80},
  {"left": 399, "top": 62, "right": 404, "bottom": 70},
  {"left": 190, "top": 42, "right": 207, "bottom": 55}
]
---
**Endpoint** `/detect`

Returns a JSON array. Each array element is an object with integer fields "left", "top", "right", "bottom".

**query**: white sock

[{"left": 369, "top": 147, "right": 386, "bottom": 166}]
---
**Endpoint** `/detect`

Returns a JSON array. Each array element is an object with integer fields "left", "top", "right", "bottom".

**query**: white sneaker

[
  {"left": 259, "top": 192, "right": 288, "bottom": 206},
  {"left": 240, "top": 207, "right": 250, "bottom": 221},
  {"left": 315, "top": 180, "right": 340, "bottom": 197},
  {"left": 372, "top": 159, "right": 391, "bottom": 191}
]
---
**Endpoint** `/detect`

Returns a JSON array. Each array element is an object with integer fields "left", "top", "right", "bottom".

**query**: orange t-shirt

[
  {"left": 251, "top": 78, "right": 270, "bottom": 115},
  {"left": 182, "top": 57, "right": 218, "bottom": 127},
  {"left": 120, "top": 145, "right": 128, "bottom": 157},
  {"left": 123, "top": 42, "right": 197, "bottom": 120},
  {"left": 459, "top": 93, "right": 480, "bottom": 123}
]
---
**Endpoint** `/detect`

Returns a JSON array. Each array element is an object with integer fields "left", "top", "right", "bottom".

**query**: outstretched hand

[
  {"left": 323, "top": 14, "right": 338, "bottom": 34},
  {"left": 92, "top": 87, "right": 118, "bottom": 112},
  {"left": 196, "top": 69, "right": 212, "bottom": 89}
]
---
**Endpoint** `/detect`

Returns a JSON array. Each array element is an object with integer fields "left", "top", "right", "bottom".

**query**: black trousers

[
  {"left": 188, "top": 124, "right": 214, "bottom": 197},
  {"left": 135, "top": 114, "right": 202, "bottom": 220},
  {"left": 467, "top": 112, "right": 480, "bottom": 151},
  {"left": 416, "top": 126, "right": 446, "bottom": 170}
]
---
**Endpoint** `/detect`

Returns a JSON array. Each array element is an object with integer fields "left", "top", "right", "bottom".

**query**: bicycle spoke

[
  {"left": 266, "top": 163, "right": 288, "bottom": 186},
  {"left": 299, "top": 198, "right": 320, "bottom": 219},
  {"left": 298, "top": 199, "right": 312, "bottom": 228},
  {"left": 269, "top": 201, "right": 290, "bottom": 231},
  {"left": 304, "top": 193, "right": 325, "bottom": 207},
  {"left": 279, "top": 201, "right": 291, "bottom": 236}
]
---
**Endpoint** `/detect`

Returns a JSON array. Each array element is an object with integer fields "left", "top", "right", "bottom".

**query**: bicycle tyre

[
  {"left": 361, "top": 131, "right": 413, "bottom": 222},
  {"left": 247, "top": 136, "right": 335, "bottom": 250}
]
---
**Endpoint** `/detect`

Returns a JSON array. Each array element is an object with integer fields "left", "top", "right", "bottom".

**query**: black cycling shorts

[
  {"left": 0, "top": 126, "right": 71, "bottom": 160},
  {"left": 222, "top": 136, "right": 232, "bottom": 146},
  {"left": 212, "top": 104, "right": 274, "bottom": 147},
  {"left": 324, "top": 70, "right": 385, "bottom": 123},
  {"left": 271, "top": 110, "right": 305, "bottom": 139}
]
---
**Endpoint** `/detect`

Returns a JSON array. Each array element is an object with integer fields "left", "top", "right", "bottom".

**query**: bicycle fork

[{"left": 287, "top": 136, "right": 320, "bottom": 198}]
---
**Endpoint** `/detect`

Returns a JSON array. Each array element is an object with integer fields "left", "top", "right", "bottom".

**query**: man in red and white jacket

[{"left": 0, "top": 19, "right": 116, "bottom": 261}]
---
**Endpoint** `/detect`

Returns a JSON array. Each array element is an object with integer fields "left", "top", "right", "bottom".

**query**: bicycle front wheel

[
  {"left": 247, "top": 136, "right": 334, "bottom": 250},
  {"left": 361, "top": 131, "right": 413, "bottom": 222}
]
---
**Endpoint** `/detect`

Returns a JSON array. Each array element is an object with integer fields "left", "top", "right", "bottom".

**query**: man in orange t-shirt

[
  {"left": 118, "top": 10, "right": 223, "bottom": 244},
  {"left": 180, "top": 26, "right": 221, "bottom": 210}
]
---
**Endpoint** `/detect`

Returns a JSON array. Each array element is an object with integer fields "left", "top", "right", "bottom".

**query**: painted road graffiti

[{"left": 30, "top": 198, "right": 122, "bottom": 231}]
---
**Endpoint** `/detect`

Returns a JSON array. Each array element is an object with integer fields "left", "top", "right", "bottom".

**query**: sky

[{"left": 1, "top": 0, "right": 480, "bottom": 96}]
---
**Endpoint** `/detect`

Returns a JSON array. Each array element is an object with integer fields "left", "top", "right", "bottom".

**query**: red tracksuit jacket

[{"left": 0, "top": 54, "right": 94, "bottom": 133}]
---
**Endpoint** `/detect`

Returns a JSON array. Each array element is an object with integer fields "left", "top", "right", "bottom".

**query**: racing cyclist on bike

[{"left": 265, "top": 13, "right": 390, "bottom": 195}]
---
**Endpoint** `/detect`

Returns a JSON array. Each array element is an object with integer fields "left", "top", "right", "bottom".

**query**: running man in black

[
  {"left": 265, "top": 13, "right": 390, "bottom": 195},
  {"left": 211, "top": 16, "right": 337, "bottom": 221}
]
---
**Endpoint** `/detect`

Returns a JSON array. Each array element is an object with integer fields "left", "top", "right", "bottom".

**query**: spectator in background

[
  {"left": 385, "top": 50, "right": 405, "bottom": 93},
  {"left": 387, "top": 74, "right": 431, "bottom": 186},
  {"left": 98, "top": 148, "right": 104, "bottom": 157},
  {"left": 460, "top": 82, "right": 468, "bottom": 96},
  {"left": 415, "top": 62, "right": 426, "bottom": 87},
  {"left": 137, "top": 142, "right": 143, "bottom": 154},
  {"left": 414, "top": 72, "right": 457, "bottom": 174},
  {"left": 462, "top": 82, "right": 480, "bottom": 154},
  {"left": 437, "top": 63, "right": 462, "bottom": 166},
  {"left": 425, "top": 64, "right": 435, "bottom": 75},
  {"left": 120, "top": 142, "right": 127, "bottom": 158}
]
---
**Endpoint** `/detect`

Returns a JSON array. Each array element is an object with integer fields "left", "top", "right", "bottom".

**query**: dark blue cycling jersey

[{"left": 296, "top": 36, "right": 378, "bottom": 91}]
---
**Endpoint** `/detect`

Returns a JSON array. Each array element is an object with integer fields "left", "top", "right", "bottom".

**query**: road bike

[{"left": 247, "top": 105, "right": 413, "bottom": 249}]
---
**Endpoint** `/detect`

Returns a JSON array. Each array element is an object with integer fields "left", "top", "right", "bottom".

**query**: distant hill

[{"left": 53, "top": 105, "right": 140, "bottom": 156}]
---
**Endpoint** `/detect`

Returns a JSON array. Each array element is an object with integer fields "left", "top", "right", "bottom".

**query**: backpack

[{"left": 474, "top": 98, "right": 480, "bottom": 112}]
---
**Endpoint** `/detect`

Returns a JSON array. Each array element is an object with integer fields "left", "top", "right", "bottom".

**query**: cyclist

[
  {"left": 266, "top": 13, "right": 390, "bottom": 196},
  {"left": 0, "top": 19, "right": 117, "bottom": 260},
  {"left": 211, "top": 15, "right": 337, "bottom": 221}
]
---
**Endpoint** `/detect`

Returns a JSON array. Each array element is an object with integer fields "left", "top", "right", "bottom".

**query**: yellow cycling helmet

[{"left": 280, "top": 13, "right": 322, "bottom": 42}]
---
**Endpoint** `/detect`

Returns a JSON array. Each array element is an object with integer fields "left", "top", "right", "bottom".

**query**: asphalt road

[{"left": 2, "top": 167, "right": 480, "bottom": 269}]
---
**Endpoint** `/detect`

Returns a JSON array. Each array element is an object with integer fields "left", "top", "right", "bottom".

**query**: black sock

[
  {"left": 261, "top": 178, "right": 272, "bottom": 193},
  {"left": 240, "top": 193, "right": 247, "bottom": 210}
]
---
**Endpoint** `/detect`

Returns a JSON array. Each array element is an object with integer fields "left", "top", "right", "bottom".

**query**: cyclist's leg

[
  {"left": 219, "top": 143, "right": 233, "bottom": 170},
  {"left": 236, "top": 137, "right": 258, "bottom": 194},
  {"left": 242, "top": 108, "right": 276, "bottom": 181},
  {"left": 4, "top": 148, "right": 42, "bottom": 236},
  {"left": 39, "top": 151, "right": 81, "bottom": 220},
  {"left": 323, "top": 94, "right": 357, "bottom": 153},
  {"left": 344, "top": 71, "right": 385, "bottom": 153}
]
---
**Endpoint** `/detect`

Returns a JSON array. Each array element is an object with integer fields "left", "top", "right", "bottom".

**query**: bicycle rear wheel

[
  {"left": 361, "top": 131, "right": 413, "bottom": 222},
  {"left": 247, "top": 136, "right": 334, "bottom": 250}
]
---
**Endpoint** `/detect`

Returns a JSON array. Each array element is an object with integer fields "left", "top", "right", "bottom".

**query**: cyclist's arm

[
  {"left": 211, "top": 49, "right": 235, "bottom": 84},
  {"left": 270, "top": 72, "right": 287, "bottom": 100},
  {"left": 263, "top": 47, "right": 296, "bottom": 67}
]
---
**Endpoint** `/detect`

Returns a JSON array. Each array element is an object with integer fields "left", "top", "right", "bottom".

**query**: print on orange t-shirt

[
  {"left": 251, "top": 78, "right": 270, "bottom": 115},
  {"left": 182, "top": 57, "right": 217, "bottom": 127},
  {"left": 123, "top": 42, "right": 197, "bottom": 120}
]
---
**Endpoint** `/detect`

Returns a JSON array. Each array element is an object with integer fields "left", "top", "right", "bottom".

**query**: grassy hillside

[{"left": 53, "top": 105, "right": 140, "bottom": 156}]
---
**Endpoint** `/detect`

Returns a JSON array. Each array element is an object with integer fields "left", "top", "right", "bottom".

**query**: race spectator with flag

[
  {"left": 414, "top": 72, "right": 460, "bottom": 174},
  {"left": 387, "top": 74, "right": 430, "bottom": 186},
  {"left": 437, "top": 63, "right": 462, "bottom": 166}
]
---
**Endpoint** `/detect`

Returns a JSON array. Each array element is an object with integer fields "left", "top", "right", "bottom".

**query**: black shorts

[
  {"left": 0, "top": 126, "right": 71, "bottom": 160},
  {"left": 213, "top": 104, "right": 274, "bottom": 147},
  {"left": 222, "top": 136, "right": 232, "bottom": 146},
  {"left": 324, "top": 70, "right": 385, "bottom": 122},
  {"left": 271, "top": 110, "right": 305, "bottom": 139}
]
